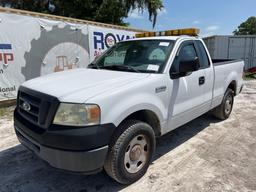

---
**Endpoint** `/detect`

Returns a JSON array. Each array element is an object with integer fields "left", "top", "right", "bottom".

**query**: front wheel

[
  {"left": 104, "top": 120, "right": 155, "bottom": 184},
  {"left": 212, "top": 88, "right": 234, "bottom": 120}
]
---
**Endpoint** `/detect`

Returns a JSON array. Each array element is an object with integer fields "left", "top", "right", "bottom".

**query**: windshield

[{"left": 88, "top": 40, "right": 175, "bottom": 73}]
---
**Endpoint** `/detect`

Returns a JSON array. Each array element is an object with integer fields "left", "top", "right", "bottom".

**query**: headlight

[{"left": 53, "top": 103, "right": 100, "bottom": 126}]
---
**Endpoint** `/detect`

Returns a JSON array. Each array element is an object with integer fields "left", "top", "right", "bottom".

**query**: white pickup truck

[{"left": 14, "top": 29, "right": 244, "bottom": 184}]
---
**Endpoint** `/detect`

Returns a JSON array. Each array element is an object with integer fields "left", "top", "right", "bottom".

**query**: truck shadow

[
  {"left": 0, "top": 114, "right": 220, "bottom": 192},
  {"left": 153, "top": 114, "right": 220, "bottom": 161}
]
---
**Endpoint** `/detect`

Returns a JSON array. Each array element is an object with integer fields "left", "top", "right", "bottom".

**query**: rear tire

[
  {"left": 212, "top": 88, "right": 234, "bottom": 120},
  {"left": 104, "top": 120, "right": 155, "bottom": 184}
]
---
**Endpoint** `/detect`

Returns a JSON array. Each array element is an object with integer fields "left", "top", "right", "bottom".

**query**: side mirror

[
  {"left": 170, "top": 57, "right": 200, "bottom": 79},
  {"left": 179, "top": 57, "right": 200, "bottom": 73}
]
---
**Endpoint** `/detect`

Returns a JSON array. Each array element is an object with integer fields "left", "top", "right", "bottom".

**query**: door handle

[{"left": 199, "top": 76, "right": 205, "bottom": 85}]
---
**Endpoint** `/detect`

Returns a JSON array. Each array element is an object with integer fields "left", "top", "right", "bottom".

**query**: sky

[{"left": 124, "top": 0, "right": 256, "bottom": 37}]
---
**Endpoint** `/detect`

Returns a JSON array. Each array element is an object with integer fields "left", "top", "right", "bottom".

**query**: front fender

[{"left": 101, "top": 92, "right": 167, "bottom": 127}]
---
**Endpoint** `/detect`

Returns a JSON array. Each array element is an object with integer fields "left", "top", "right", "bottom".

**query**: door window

[{"left": 196, "top": 41, "right": 210, "bottom": 69}]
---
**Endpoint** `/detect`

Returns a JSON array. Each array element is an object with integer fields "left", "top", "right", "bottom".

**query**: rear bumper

[{"left": 14, "top": 108, "right": 116, "bottom": 173}]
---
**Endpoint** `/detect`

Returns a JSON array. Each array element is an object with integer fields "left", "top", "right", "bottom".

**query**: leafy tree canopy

[
  {"left": 0, "top": 0, "right": 163, "bottom": 28},
  {"left": 233, "top": 16, "right": 256, "bottom": 35}
]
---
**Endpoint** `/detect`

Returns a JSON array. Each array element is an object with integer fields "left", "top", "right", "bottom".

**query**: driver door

[{"left": 167, "top": 41, "right": 206, "bottom": 131}]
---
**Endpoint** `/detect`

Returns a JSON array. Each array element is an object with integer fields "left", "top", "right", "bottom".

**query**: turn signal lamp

[{"left": 135, "top": 28, "right": 200, "bottom": 38}]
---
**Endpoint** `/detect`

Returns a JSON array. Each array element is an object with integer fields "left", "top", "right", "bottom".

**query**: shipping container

[{"left": 203, "top": 35, "right": 256, "bottom": 70}]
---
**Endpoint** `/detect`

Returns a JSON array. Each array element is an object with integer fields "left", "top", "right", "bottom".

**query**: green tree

[
  {"left": 233, "top": 16, "right": 256, "bottom": 35},
  {"left": 1, "top": 0, "right": 163, "bottom": 28}
]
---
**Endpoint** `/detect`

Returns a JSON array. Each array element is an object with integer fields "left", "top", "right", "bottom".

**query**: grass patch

[{"left": 243, "top": 72, "right": 256, "bottom": 81}]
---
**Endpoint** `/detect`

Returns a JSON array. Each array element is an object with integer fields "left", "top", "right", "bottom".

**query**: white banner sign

[{"left": 0, "top": 13, "right": 138, "bottom": 101}]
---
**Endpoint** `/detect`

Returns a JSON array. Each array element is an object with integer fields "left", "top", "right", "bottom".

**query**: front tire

[
  {"left": 104, "top": 120, "right": 155, "bottom": 184},
  {"left": 212, "top": 88, "right": 234, "bottom": 120}
]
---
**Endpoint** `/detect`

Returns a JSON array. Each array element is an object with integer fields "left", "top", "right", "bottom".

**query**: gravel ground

[{"left": 0, "top": 80, "right": 256, "bottom": 192}]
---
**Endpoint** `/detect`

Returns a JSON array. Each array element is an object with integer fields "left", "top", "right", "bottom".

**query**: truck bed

[
  {"left": 212, "top": 59, "right": 243, "bottom": 66},
  {"left": 212, "top": 59, "right": 244, "bottom": 109}
]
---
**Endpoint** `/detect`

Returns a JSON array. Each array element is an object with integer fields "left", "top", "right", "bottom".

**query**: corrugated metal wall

[{"left": 203, "top": 35, "right": 256, "bottom": 70}]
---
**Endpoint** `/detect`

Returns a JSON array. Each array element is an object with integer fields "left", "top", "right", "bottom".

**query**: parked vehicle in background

[
  {"left": 203, "top": 35, "right": 256, "bottom": 70},
  {"left": 14, "top": 28, "right": 244, "bottom": 184}
]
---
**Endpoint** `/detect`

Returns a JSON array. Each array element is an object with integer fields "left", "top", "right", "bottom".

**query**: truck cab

[{"left": 14, "top": 28, "right": 244, "bottom": 184}]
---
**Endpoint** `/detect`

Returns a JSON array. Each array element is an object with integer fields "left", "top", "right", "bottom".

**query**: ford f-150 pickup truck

[{"left": 14, "top": 28, "right": 244, "bottom": 184}]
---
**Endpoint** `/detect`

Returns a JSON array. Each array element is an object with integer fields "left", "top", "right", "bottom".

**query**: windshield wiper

[
  {"left": 101, "top": 65, "right": 141, "bottom": 73},
  {"left": 88, "top": 62, "right": 100, "bottom": 69},
  {"left": 120, "top": 65, "right": 141, "bottom": 73}
]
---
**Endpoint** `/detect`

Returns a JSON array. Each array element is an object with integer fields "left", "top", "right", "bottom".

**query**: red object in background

[{"left": 247, "top": 67, "right": 256, "bottom": 73}]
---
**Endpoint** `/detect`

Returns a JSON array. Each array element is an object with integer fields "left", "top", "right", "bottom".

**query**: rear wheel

[
  {"left": 104, "top": 120, "right": 155, "bottom": 184},
  {"left": 212, "top": 88, "right": 234, "bottom": 120}
]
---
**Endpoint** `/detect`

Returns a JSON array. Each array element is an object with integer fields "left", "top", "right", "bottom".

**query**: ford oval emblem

[{"left": 22, "top": 101, "right": 31, "bottom": 111}]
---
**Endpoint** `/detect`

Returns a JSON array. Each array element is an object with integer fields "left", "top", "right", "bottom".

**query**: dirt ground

[{"left": 0, "top": 81, "right": 256, "bottom": 192}]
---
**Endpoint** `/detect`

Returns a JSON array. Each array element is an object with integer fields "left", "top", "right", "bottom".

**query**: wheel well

[
  {"left": 120, "top": 110, "right": 161, "bottom": 137},
  {"left": 228, "top": 81, "right": 237, "bottom": 95}
]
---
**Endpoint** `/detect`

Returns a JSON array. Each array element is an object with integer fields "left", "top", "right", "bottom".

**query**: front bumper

[{"left": 14, "top": 108, "right": 116, "bottom": 173}]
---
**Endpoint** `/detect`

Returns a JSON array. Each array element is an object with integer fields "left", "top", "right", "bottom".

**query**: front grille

[
  {"left": 19, "top": 91, "right": 41, "bottom": 124},
  {"left": 17, "top": 86, "right": 59, "bottom": 129}
]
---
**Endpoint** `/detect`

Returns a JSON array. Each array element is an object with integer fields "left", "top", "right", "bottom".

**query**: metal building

[{"left": 203, "top": 35, "right": 256, "bottom": 70}]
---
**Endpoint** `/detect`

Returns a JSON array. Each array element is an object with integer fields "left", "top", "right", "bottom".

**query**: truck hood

[{"left": 21, "top": 69, "right": 150, "bottom": 103}]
